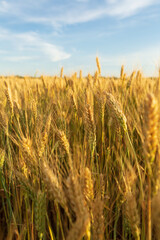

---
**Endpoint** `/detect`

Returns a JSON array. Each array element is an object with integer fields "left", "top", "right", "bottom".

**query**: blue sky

[{"left": 0, "top": 0, "right": 160, "bottom": 76}]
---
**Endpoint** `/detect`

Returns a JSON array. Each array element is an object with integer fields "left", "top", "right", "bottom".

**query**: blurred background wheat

[{"left": 0, "top": 59, "right": 160, "bottom": 240}]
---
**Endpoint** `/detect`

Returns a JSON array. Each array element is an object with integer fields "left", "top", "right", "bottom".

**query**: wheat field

[{"left": 0, "top": 59, "right": 160, "bottom": 240}]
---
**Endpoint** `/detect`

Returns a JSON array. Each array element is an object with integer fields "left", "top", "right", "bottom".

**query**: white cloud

[
  {"left": 54, "top": 8, "right": 105, "bottom": 25},
  {"left": 41, "top": 43, "right": 71, "bottom": 61},
  {"left": 0, "top": 0, "right": 159, "bottom": 26},
  {"left": 26, "top": 0, "right": 159, "bottom": 26},
  {"left": 18, "top": 33, "right": 71, "bottom": 62},
  {"left": 0, "top": 29, "right": 71, "bottom": 62},
  {"left": 106, "top": 0, "right": 158, "bottom": 18},
  {"left": 4, "top": 56, "right": 34, "bottom": 62},
  {"left": 0, "top": 1, "right": 10, "bottom": 13}
]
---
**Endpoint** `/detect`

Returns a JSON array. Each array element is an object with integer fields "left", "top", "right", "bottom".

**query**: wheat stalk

[{"left": 143, "top": 93, "right": 158, "bottom": 240}]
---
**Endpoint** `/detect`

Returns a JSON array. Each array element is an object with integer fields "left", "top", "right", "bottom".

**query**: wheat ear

[
  {"left": 120, "top": 65, "right": 124, "bottom": 79},
  {"left": 144, "top": 93, "right": 158, "bottom": 166},
  {"left": 65, "top": 172, "right": 90, "bottom": 240},
  {"left": 66, "top": 213, "right": 90, "bottom": 240},
  {"left": 152, "top": 191, "right": 160, "bottom": 239},
  {"left": 127, "top": 71, "right": 136, "bottom": 89},
  {"left": 105, "top": 93, "right": 127, "bottom": 132},
  {"left": 125, "top": 190, "right": 140, "bottom": 240},
  {"left": 60, "top": 67, "right": 64, "bottom": 78},
  {"left": 34, "top": 190, "right": 46, "bottom": 240},
  {"left": 41, "top": 161, "right": 66, "bottom": 207},
  {"left": 56, "top": 129, "right": 73, "bottom": 170},
  {"left": 96, "top": 57, "right": 101, "bottom": 75},
  {"left": 82, "top": 167, "right": 94, "bottom": 209},
  {"left": 4, "top": 81, "right": 13, "bottom": 115},
  {"left": 92, "top": 195, "right": 104, "bottom": 240},
  {"left": 38, "top": 114, "right": 52, "bottom": 158},
  {"left": 79, "top": 70, "right": 83, "bottom": 80},
  {"left": 84, "top": 103, "right": 96, "bottom": 151}
]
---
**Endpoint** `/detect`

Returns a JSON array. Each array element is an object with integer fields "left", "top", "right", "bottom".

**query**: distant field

[{"left": 0, "top": 60, "right": 160, "bottom": 240}]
